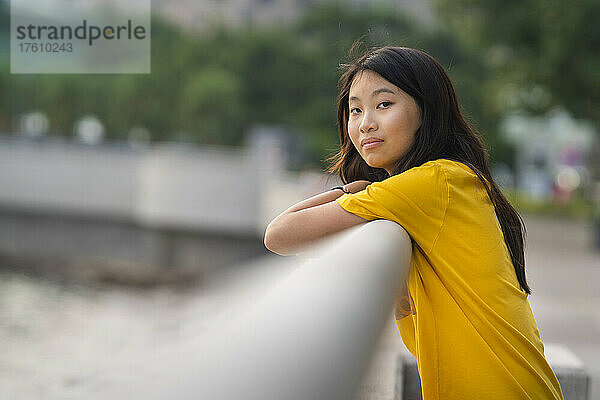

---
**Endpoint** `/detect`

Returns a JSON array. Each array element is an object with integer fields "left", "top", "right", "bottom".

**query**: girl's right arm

[{"left": 264, "top": 180, "right": 371, "bottom": 256}]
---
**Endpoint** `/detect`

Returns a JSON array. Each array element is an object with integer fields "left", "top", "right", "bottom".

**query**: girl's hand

[{"left": 345, "top": 180, "right": 372, "bottom": 194}]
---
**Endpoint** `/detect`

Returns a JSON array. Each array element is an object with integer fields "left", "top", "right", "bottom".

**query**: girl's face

[{"left": 347, "top": 70, "right": 422, "bottom": 175}]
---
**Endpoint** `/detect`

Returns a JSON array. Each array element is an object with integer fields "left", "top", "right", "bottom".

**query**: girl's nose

[{"left": 359, "top": 114, "right": 378, "bottom": 133}]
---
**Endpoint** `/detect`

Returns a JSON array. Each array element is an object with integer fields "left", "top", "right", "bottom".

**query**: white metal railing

[{"left": 94, "top": 220, "right": 412, "bottom": 400}]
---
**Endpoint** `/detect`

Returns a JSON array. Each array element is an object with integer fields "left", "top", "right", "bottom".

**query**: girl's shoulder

[
  {"left": 388, "top": 159, "right": 478, "bottom": 183},
  {"left": 379, "top": 158, "right": 481, "bottom": 192},
  {"left": 424, "top": 159, "right": 492, "bottom": 194},
  {"left": 422, "top": 158, "right": 478, "bottom": 177}
]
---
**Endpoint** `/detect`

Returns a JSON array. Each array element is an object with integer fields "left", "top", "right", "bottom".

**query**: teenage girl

[{"left": 264, "top": 45, "right": 563, "bottom": 400}]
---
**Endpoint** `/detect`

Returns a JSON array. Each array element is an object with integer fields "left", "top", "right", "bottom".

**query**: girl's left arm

[{"left": 264, "top": 180, "right": 371, "bottom": 256}]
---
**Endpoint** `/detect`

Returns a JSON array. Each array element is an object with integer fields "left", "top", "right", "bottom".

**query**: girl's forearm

[
  {"left": 281, "top": 180, "right": 371, "bottom": 215},
  {"left": 264, "top": 189, "right": 345, "bottom": 255},
  {"left": 264, "top": 180, "right": 371, "bottom": 255},
  {"left": 284, "top": 188, "right": 345, "bottom": 214}
]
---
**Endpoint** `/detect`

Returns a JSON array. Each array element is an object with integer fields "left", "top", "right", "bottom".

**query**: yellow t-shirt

[{"left": 336, "top": 159, "right": 563, "bottom": 400}]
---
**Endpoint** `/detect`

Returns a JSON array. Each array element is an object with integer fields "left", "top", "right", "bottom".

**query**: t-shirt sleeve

[{"left": 335, "top": 161, "right": 449, "bottom": 255}]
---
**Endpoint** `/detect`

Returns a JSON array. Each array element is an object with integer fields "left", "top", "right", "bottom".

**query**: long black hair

[{"left": 327, "top": 44, "right": 530, "bottom": 294}]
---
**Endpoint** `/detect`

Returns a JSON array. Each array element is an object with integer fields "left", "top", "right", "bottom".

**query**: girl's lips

[{"left": 362, "top": 140, "right": 383, "bottom": 149}]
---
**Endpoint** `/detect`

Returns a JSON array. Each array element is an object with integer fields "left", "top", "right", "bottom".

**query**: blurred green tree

[
  {"left": 1, "top": 1, "right": 511, "bottom": 169},
  {"left": 178, "top": 67, "right": 243, "bottom": 144},
  {"left": 0, "top": 0, "right": 10, "bottom": 131},
  {"left": 436, "top": 0, "right": 600, "bottom": 128}
]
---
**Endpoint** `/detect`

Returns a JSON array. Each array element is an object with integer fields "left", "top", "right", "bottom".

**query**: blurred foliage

[
  {"left": 436, "top": 0, "right": 600, "bottom": 129},
  {"left": 1, "top": 1, "right": 513, "bottom": 168},
  {"left": 0, "top": 0, "right": 8, "bottom": 129}
]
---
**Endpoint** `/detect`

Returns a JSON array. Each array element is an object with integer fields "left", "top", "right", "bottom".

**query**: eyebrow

[{"left": 349, "top": 87, "right": 396, "bottom": 102}]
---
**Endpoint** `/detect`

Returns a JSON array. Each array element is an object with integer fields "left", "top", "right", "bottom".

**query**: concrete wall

[
  {"left": 0, "top": 136, "right": 332, "bottom": 276},
  {"left": 0, "top": 137, "right": 261, "bottom": 235}
]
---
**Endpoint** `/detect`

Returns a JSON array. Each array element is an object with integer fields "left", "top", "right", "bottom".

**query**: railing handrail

[{"left": 98, "top": 220, "right": 412, "bottom": 400}]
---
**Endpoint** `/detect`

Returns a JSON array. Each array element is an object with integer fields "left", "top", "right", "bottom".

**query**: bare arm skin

[{"left": 264, "top": 180, "right": 372, "bottom": 256}]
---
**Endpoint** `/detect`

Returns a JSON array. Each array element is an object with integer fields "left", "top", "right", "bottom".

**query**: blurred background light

[
  {"left": 556, "top": 166, "right": 581, "bottom": 192},
  {"left": 74, "top": 115, "right": 105, "bottom": 145},
  {"left": 19, "top": 111, "right": 49, "bottom": 138}
]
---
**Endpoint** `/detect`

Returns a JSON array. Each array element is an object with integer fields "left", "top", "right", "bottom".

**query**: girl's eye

[
  {"left": 350, "top": 107, "right": 361, "bottom": 115},
  {"left": 377, "top": 101, "right": 392, "bottom": 109}
]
